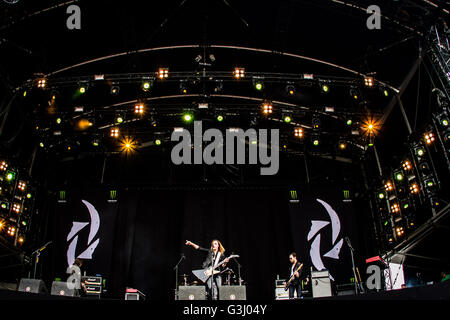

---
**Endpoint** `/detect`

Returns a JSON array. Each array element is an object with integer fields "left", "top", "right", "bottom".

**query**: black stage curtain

[{"left": 52, "top": 187, "right": 359, "bottom": 300}]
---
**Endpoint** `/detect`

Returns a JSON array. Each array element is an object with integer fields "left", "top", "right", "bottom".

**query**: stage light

[
  {"left": 155, "top": 139, "right": 162, "bottom": 146},
  {"left": 338, "top": 141, "right": 347, "bottom": 150},
  {"left": 378, "top": 192, "right": 385, "bottom": 199},
  {"left": 364, "top": 76, "right": 374, "bottom": 87},
  {"left": 110, "top": 128, "right": 120, "bottom": 138},
  {"left": 262, "top": 102, "right": 273, "bottom": 115},
  {"left": 7, "top": 226, "right": 15, "bottom": 237},
  {"left": 120, "top": 136, "right": 137, "bottom": 153},
  {"left": 402, "top": 160, "right": 412, "bottom": 171},
  {"left": 410, "top": 183, "right": 419, "bottom": 194},
  {"left": 384, "top": 182, "right": 394, "bottom": 192},
  {"left": 391, "top": 203, "right": 400, "bottom": 213},
  {"left": 79, "top": 86, "right": 86, "bottom": 94},
  {"left": 26, "top": 193, "right": 32, "bottom": 199},
  {"left": 442, "top": 118, "right": 449, "bottom": 126},
  {"left": 158, "top": 68, "right": 169, "bottom": 79},
  {"left": 312, "top": 136, "right": 320, "bottom": 146},
  {"left": 92, "top": 139, "right": 100, "bottom": 147},
  {"left": 6, "top": 171, "right": 15, "bottom": 181},
  {"left": 0, "top": 161, "right": 8, "bottom": 171},
  {"left": 415, "top": 147, "right": 425, "bottom": 157},
  {"left": 116, "top": 115, "right": 124, "bottom": 124},
  {"left": 425, "top": 178, "right": 436, "bottom": 188},
  {"left": 321, "top": 84, "right": 329, "bottom": 93},
  {"left": 111, "top": 85, "right": 120, "bottom": 95},
  {"left": 312, "top": 117, "right": 321, "bottom": 129},
  {"left": 217, "top": 115, "right": 224, "bottom": 122},
  {"left": 234, "top": 67, "right": 245, "bottom": 79},
  {"left": 383, "top": 89, "right": 389, "bottom": 97},
  {"left": 394, "top": 172, "right": 404, "bottom": 182},
  {"left": 77, "top": 119, "right": 93, "bottom": 130},
  {"left": 213, "top": 80, "right": 223, "bottom": 93},
  {"left": 18, "top": 236, "right": 24, "bottom": 244},
  {"left": 37, "top": 78, "right": 47, "bottom": 88},
  {"left": 424, "top": 132, "right": 435, "bottom": 144},
  {"left": 12, "top": 203, "right": 21, "bottom": 214},
  {"left": 142, "top": 80, "right": 152, "bottom": 91},
  {"left": 346, "top": 119, "right": 353, "bottom": 126},
  {"left": 18, "top": 181, "right": 26, "bottom": 191},
  {"left": 56, "top": 117, "right": 62, "bottom": 125},
  {"left": 284, "top": 115, "right": 292, "bottom": 123},
  {"left": 253, "top": 79, "right": 264, "bottom": 91},
  {"left": 39, "top": 142, "right": 44, "bottom": 148},
  {"left": 396, "top": 226, "right": 404, "bottom": 236},
  {"left": 286, "top": 84, "right": 295, "bottom": 95},
  {"left": 135, "top": 103, "right": 145, "bottom": 114},
  {"left": 180, "top": 81, "right": 188, "bottom": 94},
  {"left": 294, "top": 128, "right": 303, "bottom": 138},
  {"left": 183, "top": 113, "right": 193, "bottom": 122}
]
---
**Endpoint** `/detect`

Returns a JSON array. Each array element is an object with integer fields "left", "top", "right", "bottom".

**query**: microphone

[{"left": 181, "top": 254, "right": 186, "bottom": 260}]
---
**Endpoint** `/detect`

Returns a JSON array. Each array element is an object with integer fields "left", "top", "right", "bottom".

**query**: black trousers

[{"left": 288, "top": 283, "right": 301, "bottom": 299}]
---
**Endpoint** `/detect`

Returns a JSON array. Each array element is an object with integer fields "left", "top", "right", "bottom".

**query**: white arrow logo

[
  {"left": 307, "top": 199, "right": 343, "bottom": 281},
  {"left": 66, "top": 200, "right": 101, "bottom": 267}
]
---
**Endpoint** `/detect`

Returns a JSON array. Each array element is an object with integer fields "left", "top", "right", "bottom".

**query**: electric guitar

[
  {"left": 284, "top": 263, "right": 304, "bottom": 291},
  {"left": 192, "top": 255, "right": 239, "bottom": 283}
]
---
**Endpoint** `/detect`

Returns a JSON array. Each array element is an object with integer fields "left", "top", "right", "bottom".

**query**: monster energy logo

[
  {"left": 108, "top": 190, "right": 117, "bottom": 203},
  {"left": 343, "top": 190, "right": 351, "bottom": 202},
  {"left": 289, "top": 190, "right": 299, "bottom": 203},
  {"left": 58, "top": 191, "right": 66, "bottom": 203}
]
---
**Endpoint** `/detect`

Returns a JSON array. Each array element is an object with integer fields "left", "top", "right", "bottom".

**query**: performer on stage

[
  {"left": 285, "top": 252, "right": 309, "bottom": 299},
  {"left": 185, "top": 239, "right": 229, "bottom": 300}
]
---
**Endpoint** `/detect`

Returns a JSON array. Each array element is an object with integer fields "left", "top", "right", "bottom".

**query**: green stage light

[
  {"left": 378, "top": 192, "right": 385, "bottom": 199},
  {"left": 79, "top": 86, "right": 86, "bottom": 94},
  {"left": 6, "top": 171, "right": 15, "bottom": 181},
  {"left": 346, "top": 119, "right": 353, "bottom": 126},
  {"left": 284, "top": 116, "right": 292, "bottom": 123},
  {"left": 116, "top": 116, "right": 124, "bottom": 124},
  {"left": 254, "top": 82, "right": 263, "bottom": 91},
  {"left": 322, "top": 84, "right": 329, "bottom": 93},
  {"left": 395, "top": 173, "right": 404, "bottom": 181},
  {"left": 217, "top": 115, "right": 224, "bottom": 122},
  {"left": 26, "top": 193, "right": 32, "bottom": 199},
  {"left": 183, "top": 113, "right": 193, "bottom": 122},
  {"left": 155, "top": 139, "right": 162, "bottom": 146},
  {"left": 313, "top": 139, "right": 319, "bottom": 146}
]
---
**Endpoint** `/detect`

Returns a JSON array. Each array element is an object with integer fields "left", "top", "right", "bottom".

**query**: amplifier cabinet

[
  {"left": 178, "top": 286, "right": 206, "bottom": 300},
  {"left": 311, "top": 270, "right": 332, "bottom": 298},
  {"left": 218, "top": 285, "right": 246, "bottom": 300}
]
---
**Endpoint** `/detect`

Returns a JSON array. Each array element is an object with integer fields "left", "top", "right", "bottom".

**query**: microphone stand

[
  {"left": 31, "top": 241, "right": 52, "bottom": 279},
  {"left": 232, "top": 255, "right": 242, "bottom": 286},
  {"left": 345, "top": 237, "right": 359, "bottom": 295},
  {"left": 173, "top": 254, "right": 185, "bottom": 300}
]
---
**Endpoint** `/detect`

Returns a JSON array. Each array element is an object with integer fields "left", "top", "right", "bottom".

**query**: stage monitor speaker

[
  {"left": 50, "top": 281, "right": 79, "bottom": 297},
  {"left": 178, "top": 286, "right": 206, "bottom": 300},
  {"left": 311, "top": 271, "right": 332, "bottom": 298},
  {"left": 219, "top": 286, "right": 246, "bottom": 300},
  {"left": 18, "top": 278, "right": 47, "bottom": 294}
]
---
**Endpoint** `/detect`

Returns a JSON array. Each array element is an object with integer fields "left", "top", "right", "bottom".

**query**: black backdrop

[{"left": 51, "top": 186, "right": 360, "bottom": 300}]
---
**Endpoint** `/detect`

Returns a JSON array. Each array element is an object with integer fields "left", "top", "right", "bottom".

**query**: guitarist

[
  {"left": 186, "top": 239, "right": 229, "bottom": 300},
  {"left": 285, "top": 252, "right": 308, "bottom": 299}
]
